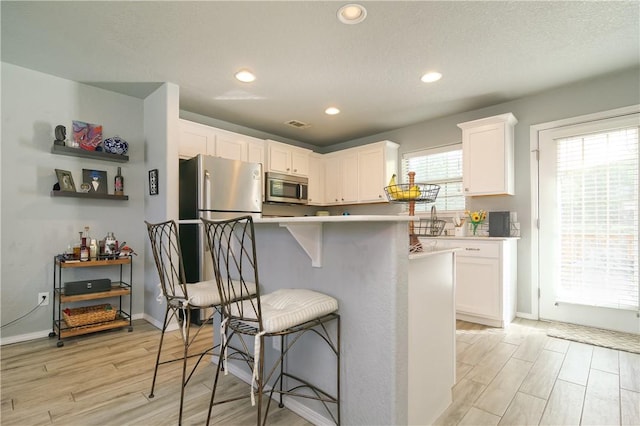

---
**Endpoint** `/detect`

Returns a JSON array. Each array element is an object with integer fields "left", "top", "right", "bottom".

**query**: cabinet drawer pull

[{"left": 465, "top": 247, "right": 481, "bottom": 251}]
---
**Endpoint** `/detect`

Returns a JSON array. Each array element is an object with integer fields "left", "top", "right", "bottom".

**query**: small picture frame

[
  {"left": 55, "top": 169, "right": 76, "bottom": 192},
  {"left": 82, "top": 169, "right": 108, "bottom": 194},
  {"left": 149, "top": 169, "right": 159, "bottom": 196}
]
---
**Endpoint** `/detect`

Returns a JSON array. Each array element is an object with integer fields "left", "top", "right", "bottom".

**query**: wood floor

[
  {"left": 0, "top": 320, "right": 311, "bottom": 425},
  {"left": 2, "top": 318, "right": 639, "bottom": 425},
  {"left": 436, "top": 319, "right": 640, "bottom": 426}
]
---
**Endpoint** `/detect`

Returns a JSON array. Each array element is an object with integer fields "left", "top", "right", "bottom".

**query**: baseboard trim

[
  {"left": 516, "top": 311, "right": 538, "bottom": 320},
  {"left": 210, "top": 356, "right": 333, "bottom": 425},
  {"left": 1, "top": 313, "right": 146, "bottom": 346},
  {"left": 1, "top": 329, "right": 51, "bottom": 346}
]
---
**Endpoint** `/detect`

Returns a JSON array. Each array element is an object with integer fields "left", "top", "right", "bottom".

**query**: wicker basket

[
  {"left": 63, "top": 304, "right": 116, "bottom": 327},
  {"left": 412, "top": 219, "right": 447, "bottom": 236}
]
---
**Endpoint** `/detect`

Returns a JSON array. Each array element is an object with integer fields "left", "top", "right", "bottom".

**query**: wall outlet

[{"left": 38, "top": 292, "right": 49, "bottom": 306}]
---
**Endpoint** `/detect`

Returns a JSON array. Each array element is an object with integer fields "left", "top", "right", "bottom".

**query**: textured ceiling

[{"left": 2, "top": 1, "right": 639, "bottom": 147}]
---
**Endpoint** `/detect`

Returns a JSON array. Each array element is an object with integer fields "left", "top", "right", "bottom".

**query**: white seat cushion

[
  {"left": 173, "top": 280, "right": 256, "bottom": 308},
  {"left": 233, "top": 289, "right": 338, "bottom": 333}
]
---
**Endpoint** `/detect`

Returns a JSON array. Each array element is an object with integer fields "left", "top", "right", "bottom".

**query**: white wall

[
  {"left": 327, "top": 66, "right": 640, "bottom": 316},
  {"left": 142, "top": 82, "right": 180, "bottom": 325},
  {"left": 0, "top": 62, "right": 146, "bottom": 342}
]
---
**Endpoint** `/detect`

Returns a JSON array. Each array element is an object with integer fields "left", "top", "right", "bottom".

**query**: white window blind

[
  {"left": 556, "top": 126, "right": 639, "bottom": 309},
  {"left": 402, "top": 144, "right": 465, "bottom": 212}
]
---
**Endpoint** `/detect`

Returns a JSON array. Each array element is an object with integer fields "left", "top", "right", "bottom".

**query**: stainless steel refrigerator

[{"left": 179, "top": 155, "right": 262, "bottom": 317}]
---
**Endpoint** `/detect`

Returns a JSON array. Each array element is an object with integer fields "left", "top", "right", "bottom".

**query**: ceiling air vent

[{"left": 284, "top": 120, "right": 311, "bottom": 129}]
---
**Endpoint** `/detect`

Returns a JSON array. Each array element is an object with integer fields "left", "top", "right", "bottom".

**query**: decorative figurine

[{"left": 54, "top": 125, "right": 66, "bottom": 146}]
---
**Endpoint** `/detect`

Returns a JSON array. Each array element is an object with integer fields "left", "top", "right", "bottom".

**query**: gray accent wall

[
  {"left": 0, "top": 62, "right": 147, "bottom": 340},
  {"left": 326, "top": 66, "right": 640, "bottom": 316},
  {"left": 2, "top": 61, "right": 638, "bottom": 342}
]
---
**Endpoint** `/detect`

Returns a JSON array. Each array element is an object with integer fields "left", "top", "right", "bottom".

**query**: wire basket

[
  {"left": 412, "top": 219, "right": 446, "bottom": 236},
  {"left": 384, "top": 183, "right": 440, "bottom": 203},
  {"left": 63, "top": 304, "right": 116, "bottom": 327}
]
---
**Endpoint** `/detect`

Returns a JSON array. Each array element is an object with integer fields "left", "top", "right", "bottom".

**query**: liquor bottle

[
  {"left": 90, "top": 239, "right": 98, "bottom": 260},
  {"left": 114, "top": 167, "right": 124, "bottom": 196},
  {"left": 80, "top": 227, "right": 90, "bottom": 262}
]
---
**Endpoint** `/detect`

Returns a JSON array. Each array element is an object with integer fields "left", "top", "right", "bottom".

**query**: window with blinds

[
  {"left": 556, "top": 126, "right": 639, "bottom": 310},
  {"left": 401, "top": 144, "right": 465, "bottom": 212}
]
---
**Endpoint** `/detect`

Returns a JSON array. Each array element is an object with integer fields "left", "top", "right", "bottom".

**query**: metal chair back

[
  {"left": 201, "top": 216, "right": 263, "bottom": 331},
  {"left": 145, "top": 220, "right": 190, "bottom": 305}
]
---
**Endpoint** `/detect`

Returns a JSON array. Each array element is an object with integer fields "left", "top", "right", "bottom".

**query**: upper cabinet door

[
  {"left": 458, "top": 113, "right": 517, "bottom": 196},
  {"left": 266, "top": 140, "right": 311, "bottom": 177},
  {"left": 358, "top": 141, "right": 399, "bottom": 203},
  {"left": 307, "top": 153, "right": 325, "bottom": 205},
  {"left": 178, "top": 120, "right": 215, "bottom": 159},
  {"left": 247, "top": 140, "right": 265, "bottom": 166},
  {"left": 290, "top": 149, "right": 309, "bottom": 176},
  {"left": 214, "top": 130, "right": 247, "bottom": 161}
]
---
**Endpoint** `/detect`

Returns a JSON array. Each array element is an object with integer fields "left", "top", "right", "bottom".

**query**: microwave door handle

[{"left": 298, "top": 183, "right": 303, "bottom": 199}]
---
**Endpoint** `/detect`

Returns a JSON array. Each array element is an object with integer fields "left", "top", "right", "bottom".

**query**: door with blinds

[{"left": 538, "top": 113, "right": 639, "bottom": 333}]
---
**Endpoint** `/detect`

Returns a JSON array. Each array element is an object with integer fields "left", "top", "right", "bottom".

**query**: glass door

[{"left": 538, "top": 114, "right": 639, "bottom": 333}]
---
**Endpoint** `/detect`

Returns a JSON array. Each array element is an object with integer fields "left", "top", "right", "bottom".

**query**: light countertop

[
  {"left": 179, "top": 215, "right": 414, "bottom": 225},
  {"left": 255, "top": 215, "right": 414, "bottom": 224},
  {"left": 408, "top": 247, "right": 460, "bottom": 260},
  {"left": 419, "top": 235, "right": 519, "bottom": 241}
]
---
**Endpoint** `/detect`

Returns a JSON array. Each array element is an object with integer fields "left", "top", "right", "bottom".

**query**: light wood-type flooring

[
  {"left": 2, "top": 318, "right": 639, "bottom": 425},
  {"left": 0, "top": 320, "right": 311, "bottom": 425},
  {"left": 436, "top": 319, "right": 640, "bottom": 426}
]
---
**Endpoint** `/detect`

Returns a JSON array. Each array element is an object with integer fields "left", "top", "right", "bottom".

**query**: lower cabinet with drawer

[{"left": 426, "top": 238, "right": 517, "bottom": 327}]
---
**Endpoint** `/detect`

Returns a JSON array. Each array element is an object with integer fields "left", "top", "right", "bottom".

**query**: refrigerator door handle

[{"left": 204, "top": 170, "right": 211, "bottom": 211}]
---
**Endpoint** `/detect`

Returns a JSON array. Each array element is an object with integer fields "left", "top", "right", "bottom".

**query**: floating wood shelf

[
  {"left": 50, "top": 190, "right": 128, "bottom": 201},
  {"left": 51, "top": 145, "right": 128, "bottom": 162}
]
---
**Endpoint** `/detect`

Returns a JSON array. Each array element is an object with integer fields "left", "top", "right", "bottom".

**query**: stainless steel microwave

[{"left": 265, "top": 172, "right": 308, "bottom": 204}]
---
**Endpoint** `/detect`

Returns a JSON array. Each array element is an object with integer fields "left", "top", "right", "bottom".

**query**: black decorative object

[
  {"left": 149, "top": 169, "right": 159, "bottom": 195},
  {"left": 54, "top": 125, "right": 66, "bottom": 146}
]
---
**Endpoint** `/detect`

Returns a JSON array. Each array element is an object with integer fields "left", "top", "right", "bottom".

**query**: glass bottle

[
  {"left": 114, "top": 167, "right": 124, "bottom": 196},
  {"left": 80, "top": 227, "right": 90, "bottom": 261},
  {"left": 90, "top": 239, "right": 98, "bottom": 260}
]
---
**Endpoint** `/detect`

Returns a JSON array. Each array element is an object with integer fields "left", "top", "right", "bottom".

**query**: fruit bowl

[{"left": 384, "top": 183, "right": 440, "bottom": 203}]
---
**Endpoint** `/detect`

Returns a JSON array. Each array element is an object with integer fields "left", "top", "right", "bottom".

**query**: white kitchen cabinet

[
  {"left": 215, "top": 129, "right": 247, "bottom": 161},
  {"left": 247, "top": 139, "right": 265, "bottom": 166},
  {"left": 178, "top": 119, "right": 265, "bottom": 164},
  {"left": 307, "top": 153, "right": 325, "bottom": 205},
  {"left": 458, "top": 113, "right": 517, "bottom": 196},
  {"left": 357, "top": 141, "right": 399, "bottom": 203},
  {"left": 324, "top": 150, "right": 358, "bottom": 205},
  {"left": 266, "top": 140, "right": 311, "bottom": 177},
  {"left": 179, "top": 119, "right": 215, "bottom": 159},
  {"left": 428, "top": 237, "right": 517, "bottom": 327}
]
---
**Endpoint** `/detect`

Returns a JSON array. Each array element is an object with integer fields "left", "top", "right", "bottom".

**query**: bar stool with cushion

[
  {"left": 145, "top": 219, "right": 256, "bottom": 425},
  {"left": 201, "top": 216, "right": 341, "bottom": 425}
]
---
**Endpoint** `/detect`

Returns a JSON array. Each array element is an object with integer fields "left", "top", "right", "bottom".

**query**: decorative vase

[
  {"left": 472, "top": 222, "right": 479, "bottom": 236},
  {"left": 103, "top": 136, "right": 129, "bottom": 155}
]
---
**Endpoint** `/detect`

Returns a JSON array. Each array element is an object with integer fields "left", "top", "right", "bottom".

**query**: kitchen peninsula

[{"left": 247, "top": 215, "right": 457, "bottom": 425}]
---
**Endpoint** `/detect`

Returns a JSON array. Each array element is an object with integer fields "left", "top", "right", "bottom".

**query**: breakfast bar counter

[{"left": 242, "top": 215, "right": 456, "bottom": 425}]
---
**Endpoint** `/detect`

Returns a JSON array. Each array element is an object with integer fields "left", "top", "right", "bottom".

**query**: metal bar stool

[
  {"left": 145, "top": 219, "right": 256, "bottom": 425},
  {"left": 201, "top": 216, "right": 341, "bottom": 425}
]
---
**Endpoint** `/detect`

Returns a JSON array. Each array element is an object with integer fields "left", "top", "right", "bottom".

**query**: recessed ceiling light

[
  {"left": 421, "top": 72, "right": 442, "bottom": 83},
  {"left": 325, "top": 107, "right": 340, "bottom": 115},
  {"left": 235, "top": 69, "right": 256, "bottom": 83},
  {"left": 338, "top": 4, "right": 367, "bottom": 24}
]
